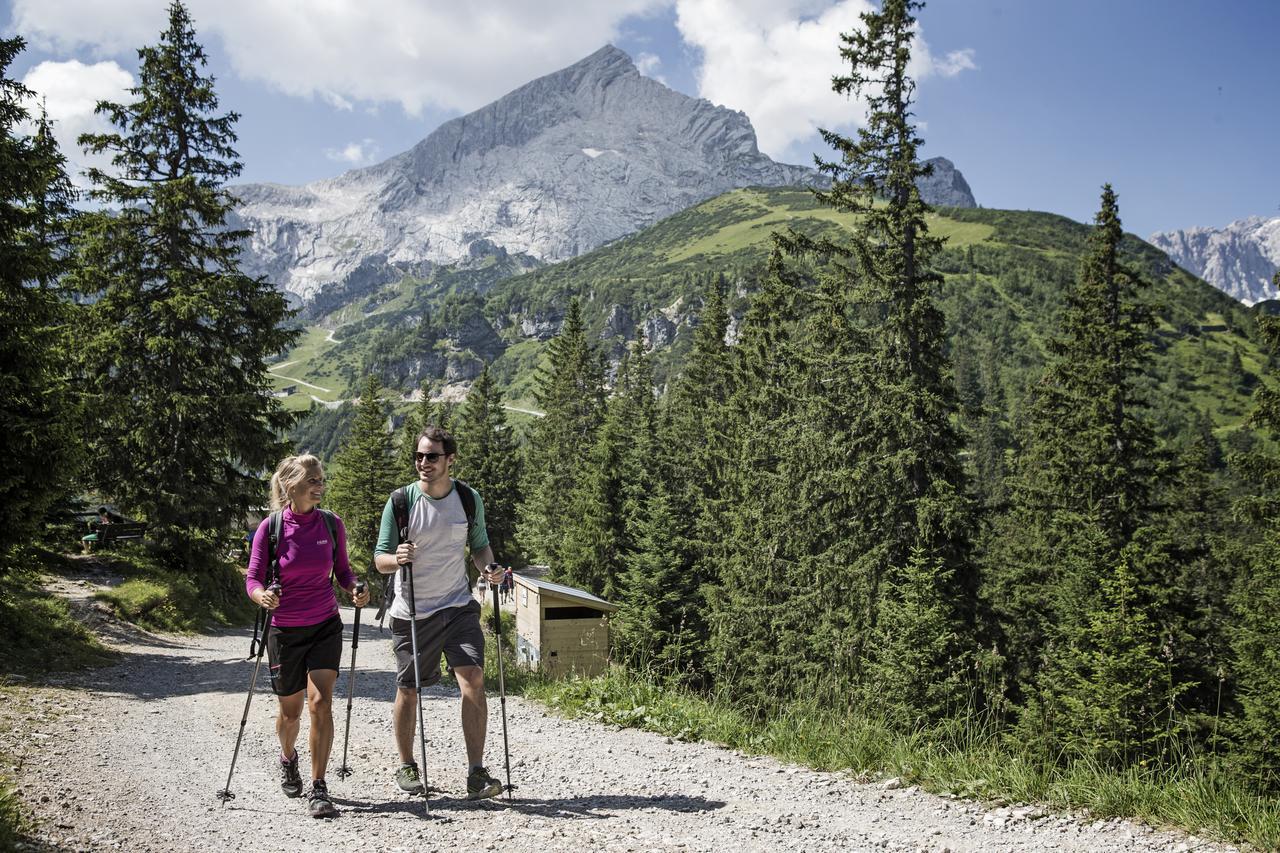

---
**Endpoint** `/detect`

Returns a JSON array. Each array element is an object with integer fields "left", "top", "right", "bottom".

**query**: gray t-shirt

[{"left": 374, "top": 481, "right": 489, "bottom": 620}]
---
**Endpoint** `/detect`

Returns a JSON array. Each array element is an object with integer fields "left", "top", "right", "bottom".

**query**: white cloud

[
  {"left": 325, "top": 139, "right": 380, "bottom": 166},
  {"left": 20, "top": 60, "right": 135, "bottom": 185},
  {"left": 635, "top": 51, "right": 663, "bottom": 77},
  {"left": 9, "top": 0, "right": 669, "bottom": 115},
  {"left": 674, "top": 0, "right": 975, "bottom": 161}
]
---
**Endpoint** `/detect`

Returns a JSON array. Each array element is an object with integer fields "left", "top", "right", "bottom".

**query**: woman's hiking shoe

[
  {"left": 307, "top": 780, "right": 337, "bottom": 818},
  {"left": 466, "top": 766, "right": 503, "bottom": 800},
  {"left": 395, "top": 762, "right": 424, "bottom": 793},
  {"left": 280, "top": 752, "right": 303, "bottom": 798}
]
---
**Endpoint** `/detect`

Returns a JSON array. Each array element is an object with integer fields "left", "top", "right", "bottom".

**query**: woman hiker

[{"left": 246, "top": 454, "right": 370, "bottom": 817}]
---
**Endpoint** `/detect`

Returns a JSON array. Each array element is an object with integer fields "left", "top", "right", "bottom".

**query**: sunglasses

[{"left": 414, "top": 451, "right": 448, "bottom": 463}]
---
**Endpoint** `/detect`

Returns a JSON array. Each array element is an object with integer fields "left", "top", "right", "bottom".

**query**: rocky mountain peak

[
  {"left": 1150, "top": 216, "right": 1280, "bottom": 304},
  {"left": 230, "top": 46, "right": 974, "bottom": 303}
]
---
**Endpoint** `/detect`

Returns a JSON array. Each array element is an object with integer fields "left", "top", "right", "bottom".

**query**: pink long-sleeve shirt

[{"left": 245, "top": 507, "right": 356, "bottom": 628}]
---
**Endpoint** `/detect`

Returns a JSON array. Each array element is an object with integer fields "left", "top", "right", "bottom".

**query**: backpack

[
  {"left": 247, "top": 508, "right": 339, "bottom": 657},
  {"left": 375, "top": 479, "right": 476, "bottom": 630}
]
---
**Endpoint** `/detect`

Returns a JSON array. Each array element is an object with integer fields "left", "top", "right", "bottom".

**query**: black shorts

[
  {"left": 267, "top": 614, "right": 343, "bottom": 696},
  {"left": 391, "top": 600, "right": 485, "bottom": 689}
]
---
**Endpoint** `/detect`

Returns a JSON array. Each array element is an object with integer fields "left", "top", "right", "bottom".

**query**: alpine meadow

[{"left": 4, "top": 0, "right": 1280, "bottom": 849}]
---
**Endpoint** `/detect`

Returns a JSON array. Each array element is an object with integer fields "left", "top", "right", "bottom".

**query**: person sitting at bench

[{"left": 82, "top": 506, "right": 140, "bottom": 551}]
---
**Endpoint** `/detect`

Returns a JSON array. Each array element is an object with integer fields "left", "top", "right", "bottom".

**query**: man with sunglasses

[{"left": 373, "top": 426, "right": 506, "bottom": 801}]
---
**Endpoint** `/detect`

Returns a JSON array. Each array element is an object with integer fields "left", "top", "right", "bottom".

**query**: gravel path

[{"left": 1, "top": 595, "right": 1241, "bottom": 853}]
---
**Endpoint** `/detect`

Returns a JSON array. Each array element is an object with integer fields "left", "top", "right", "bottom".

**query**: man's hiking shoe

[
  {"left": 395, "top": 762, "right": 424, "bottom": 794},
  {"left": 280, "top": 752, "right": 302, "bottom": 798},
  {"left": 307, "top": 780, "right": 337, "bottom": 818},
  {"left": 466, "top": 766, "right": 503, "bottom": 800}
]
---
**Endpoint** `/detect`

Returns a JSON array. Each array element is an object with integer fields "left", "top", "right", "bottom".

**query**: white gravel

[{"left": 1, "top": 599, "right": 1242, "bottom": 853}]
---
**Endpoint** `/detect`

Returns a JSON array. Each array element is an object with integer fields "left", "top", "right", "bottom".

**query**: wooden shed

[{"left": 512, "top": 574, "right": 618, "bottom": 678}]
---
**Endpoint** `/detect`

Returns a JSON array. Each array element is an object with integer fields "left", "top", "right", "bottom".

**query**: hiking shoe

[
  {"left": 280, "top": 752, "right": 303, "bottom": 798},
  {"left": 307, "top": 780, "right": 337, "bottom": 818},
  {"left": 466, "top": 765, "right": 503, "bottom": 800},
  {"left": 395, "top": 762, "right": 424, "bottom": 794}
]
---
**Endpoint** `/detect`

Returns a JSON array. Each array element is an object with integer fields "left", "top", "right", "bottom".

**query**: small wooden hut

[{"left": 512, "top": 574, "right": 618, "bottom": 678}]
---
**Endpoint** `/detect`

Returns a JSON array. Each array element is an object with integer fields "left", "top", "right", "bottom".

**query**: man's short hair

[{"left": 417, "top": 425, "right": 457, "bottom": 456}]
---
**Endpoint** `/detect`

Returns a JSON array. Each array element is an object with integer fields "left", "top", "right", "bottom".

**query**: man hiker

[{"left": 374, "top": 426, "right": 506, "bottom": 801}]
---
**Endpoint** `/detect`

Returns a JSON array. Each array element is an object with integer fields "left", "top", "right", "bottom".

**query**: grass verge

[
  {"left": 525, "top": 666, "right": 1280, "bottom": 851},
  {"left": 0, "top": 773, "right": 28, "bottom": 851},
  {"left": 90, "top": 545, "right": 257, "bottom": 633},
  {"left": 0, "top": 551, "right": 116, "bottom": 677}
]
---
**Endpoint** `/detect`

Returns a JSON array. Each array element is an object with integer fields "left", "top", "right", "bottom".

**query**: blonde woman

[{"left": 245, "top": 454, "right": 370, "bottom": 818}]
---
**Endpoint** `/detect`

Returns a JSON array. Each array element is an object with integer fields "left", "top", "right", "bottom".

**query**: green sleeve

[
  {"left": 469, "top": 489, "right": 490, "bottom": 550},
  {"left": 373, "top": 496, "right": 397, "bottom": 556}
]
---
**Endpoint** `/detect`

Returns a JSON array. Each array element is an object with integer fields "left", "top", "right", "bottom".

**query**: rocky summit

[
  {"left": 230, "top": 46, "right": 977, "bottom": 304},
  {"left": 229, "top": 45, "right": 817, "bottom": 302},
  {"left": 1150, "top": 216, "right": 1280, "bottom": 305}
]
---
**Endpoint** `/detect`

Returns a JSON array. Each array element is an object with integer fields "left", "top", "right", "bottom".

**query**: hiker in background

[
  {"left": 501, "top": 566, "right": 514, "bottom": 604},
  {"left": 246, "top": 454, "right": 370, "bottom": 818},
  {"left": 374, "top": 426, "right": 507, "bottom": 801}
]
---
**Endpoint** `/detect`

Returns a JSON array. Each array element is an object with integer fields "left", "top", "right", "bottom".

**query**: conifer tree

[
  {"left": 1230, "top": 269, "right": 1280, "bottom": 786},
  {"left": 518, "top": 298, "right": 604, "bottom": 569},
  {"left": 326, "top": 374, "right": 401, "bottom": 575},
  {"left": 774, "top": 0, "right": 976, "bottom": 717},
  {"left": 0, "top": 38, "right": 80, "bottom": 554},
  {"left": 708, "top": 252, "right": 809, "bottom": 710},
  {"left": 452, "top": 364, "right": 523, "bottom": 565},
  {"left": 69, "top": 2, "right": 295, "bottom": 562},
  {"left": 643, "top": 276, "right": 732, "bottom": 678},
  {"left": 558, "top": 332, "right": 654, "bottom": 598},
  {"left": 988, "top": 186, "right": 1158, "bottom": 699}
]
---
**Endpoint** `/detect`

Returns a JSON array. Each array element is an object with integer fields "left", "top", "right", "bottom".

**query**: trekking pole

[
  {"left": 488, "top": 565, "right": 515, "bottom": 800},
  {"left": 216, "top": 582, "right": 281, "bottom": 805},
  {"left": 402, "top": 552, "right": 431, "bottom": 816},
  {"left": 335, "top": 580, "right": 365, "bottom": 780}
]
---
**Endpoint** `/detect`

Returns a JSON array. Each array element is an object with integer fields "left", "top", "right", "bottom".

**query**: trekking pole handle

[{"left": 260, "top": 582, "right": 282, "bottom": 609}]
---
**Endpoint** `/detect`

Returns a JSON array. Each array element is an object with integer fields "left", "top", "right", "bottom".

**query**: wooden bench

[{"left": 83, "top": 521, "right": 149, "bottom": 550}]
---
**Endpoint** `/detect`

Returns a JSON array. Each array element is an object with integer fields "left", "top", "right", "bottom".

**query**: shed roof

[{"left": 513, "top": 574, "right": 618, "bottom": 612}]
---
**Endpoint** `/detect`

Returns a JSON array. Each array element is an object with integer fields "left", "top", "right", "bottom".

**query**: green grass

[
  {"left": 526, "top": 666, "right": 1280, "bottom": 851},
  {"left": 0, "top": 773, "right": 28, "bottom": 852},
  {"left": 0, "top": 552, "right": 116, "bottom": 677},
  {"left": 90, "top": 547, "right": 256, "bottom": 633}
]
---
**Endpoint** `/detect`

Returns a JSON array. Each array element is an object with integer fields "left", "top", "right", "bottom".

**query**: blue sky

[{"left": 5, "top": 0, "right": 1277, "bottom": 238}]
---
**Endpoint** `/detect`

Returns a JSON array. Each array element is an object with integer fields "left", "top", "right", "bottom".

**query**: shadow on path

[{"left": 330, "top": 792, "right": 726, "bottom": 819}]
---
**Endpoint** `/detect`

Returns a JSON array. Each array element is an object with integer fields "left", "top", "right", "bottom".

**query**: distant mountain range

[
  {"left": 1150, "top": 216, "right": 1280, "bottom": 305},
  {"left": 229, "top": 45, "right": 975, "bottom": 304}
]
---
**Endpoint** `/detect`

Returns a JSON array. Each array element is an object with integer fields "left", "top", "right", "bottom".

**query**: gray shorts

[{"left": 390, "top": 599, "right": 485, "bottom": 689}]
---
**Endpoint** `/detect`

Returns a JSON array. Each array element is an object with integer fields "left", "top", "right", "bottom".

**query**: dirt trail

[{"left": 1, "top": 585, "right": 1240, "bottom": 853}]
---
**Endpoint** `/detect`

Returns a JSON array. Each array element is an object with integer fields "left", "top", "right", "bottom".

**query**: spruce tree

[
  {"left": 775, "top": 0, "right": 976, "bottom": 718},
  {"left": 988, "top": 186, "right": 1158, "bottom": 700},
  {"left": 641, "top": 275, "right": 732, "bottom": 679},
  {"left": 326, "top": 374, "right": 401, "bottom": 576},
  {"left": 1230, "top": 269, "right": 1280, "bottom": 786},
  {"left": 707, "top": 251, "right": 809, "bottom": 710},
  {"left": 558, "top": 332, "right": 654, "bottom": 598},
  {"left": 518, "top": 298, "right": 604, "bottom": 569},
  {"left": 0, "top": 38, "right": 80, "bottom": 554},
  {"left": 452, "top": 364, "right": 523, "bottom": 565},
  {"left": 69, "top": 2, "right": 295, "bottom": 563}
]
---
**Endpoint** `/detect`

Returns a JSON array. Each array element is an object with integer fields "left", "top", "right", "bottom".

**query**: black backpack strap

[
  {"left": 453, "top": 479, "right": 476, "bottom": 543},
  {"left": 249, "top": 511, "right": 284, "bottom": 658},
  {"left": 376, "top": 488, "right": 410, "bottom": 629},
  {"left": 268, "top": 510, "right": 284, "bottom": 586}
]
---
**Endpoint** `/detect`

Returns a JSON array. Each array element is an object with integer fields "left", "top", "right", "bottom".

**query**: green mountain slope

[{"left": 278, "top": 186, "right": 1264, "bottom": 453}]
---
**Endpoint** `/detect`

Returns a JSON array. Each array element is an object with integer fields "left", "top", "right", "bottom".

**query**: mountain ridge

[
  {"left": 229, "top": 45, "right": 819, "bottom": 301},
  {"left": 1150, "top": 215, "right": 1280, "bottom": 304}
]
